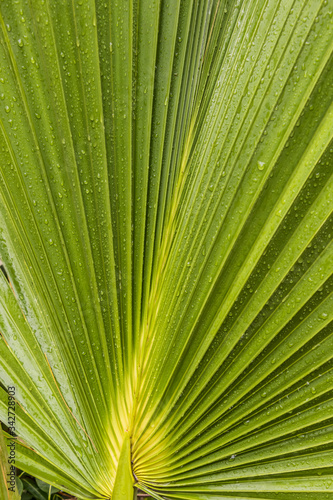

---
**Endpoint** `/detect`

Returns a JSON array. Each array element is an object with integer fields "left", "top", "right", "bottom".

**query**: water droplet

[
  {"left": 257, "top": 160, "right": 265, "bottom": 171},
  {"left": 18, "top": 39, "right": 24, "bottom": 48}
]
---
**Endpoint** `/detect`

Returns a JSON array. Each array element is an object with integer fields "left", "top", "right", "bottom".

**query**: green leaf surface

[
  {"left": 35, "top": 478, "right": 59, "bottom": 495},
  {"left": 16, "top": 477, "right": 23, "bottom": 497},
  {"left": 22, "top": 478, "right": 48, "bottom": 500},
  {"left": 0, "top": 0, "right": 333, "bottom": 499},
  {"left": 21, "top": 494, "right": 33, "bottom": 500},
  {"left": 0, "top": 425, "right": 20, "bottom": 500}
]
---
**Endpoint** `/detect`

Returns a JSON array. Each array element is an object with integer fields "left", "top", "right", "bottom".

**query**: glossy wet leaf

[{"left": 0, "top": 0, "right": 332, "bottom": 499}]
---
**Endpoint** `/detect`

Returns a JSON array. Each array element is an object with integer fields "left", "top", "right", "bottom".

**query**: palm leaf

[
  {"left": 0, "top": 425, "right": 20, "bottom": 500},
  {"left": 0, "top": 0, "right": 332, "bottom": 499}
]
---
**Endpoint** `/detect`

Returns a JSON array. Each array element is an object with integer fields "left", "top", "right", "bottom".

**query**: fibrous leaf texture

[{"left": 0, "top": 0, "right": 333, "bottom": 499}]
